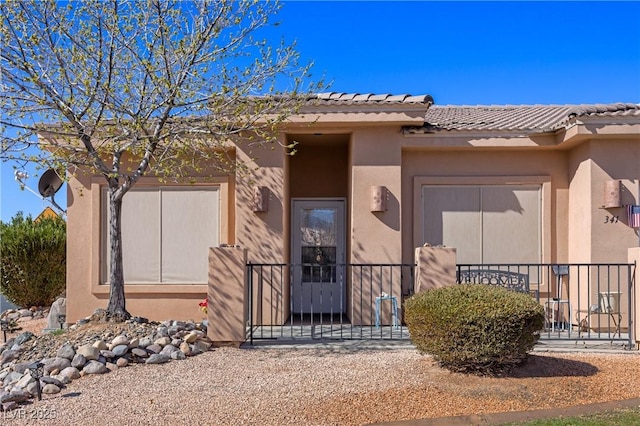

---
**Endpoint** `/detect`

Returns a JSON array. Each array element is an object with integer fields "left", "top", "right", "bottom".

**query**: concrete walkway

[{"left": 245, "top": 338, "right": 636, "bottom": 354}]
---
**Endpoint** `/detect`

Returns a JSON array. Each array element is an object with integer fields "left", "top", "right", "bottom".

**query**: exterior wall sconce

[
  {"left": 253, "top": 186, "right": 269, "bottom": 212},
  {"left": 603, "top": 180, "right": 621, "bottom": 208},
  {"left": 370, "top": 185, "right": 387, "bottom": 212}
]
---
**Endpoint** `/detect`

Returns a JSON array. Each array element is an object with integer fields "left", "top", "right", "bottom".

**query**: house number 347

[{"left": 604, "top": 215, "right": 619, "bottom": 224}]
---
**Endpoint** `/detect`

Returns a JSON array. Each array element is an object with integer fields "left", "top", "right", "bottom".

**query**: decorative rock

[
  {"left": 44, "top": 357, "right": 71, "bottom": 375},
  {"left": 2, "top": 371, "right": 23, "bottom": 387},
  {"left": 179, "top": 342, "right": 192, "bottom": 356},
  {"left": 46, "top": 297, "right": 67, "bottom": 329},
  {"left": 170, "top": 350, "right": 186, "bottom": 361},
  {"left": 77, "top": 344, "right": 100, "bottom": 361},
  {"left": 71, "top": 353, "right": 87, "bottom": 369},
  {"left": 183, "top": 332, "right": 199, "bottom": 343},
  {"left": 15, "top": 373, "right": 33, "bottom": 389},
  {"left": 25, "top": 380, "right": 39, "bottom": 397},
  {"left": 146, "top": 344, "right": 162, "bottom": 354},
  {"left": 12, "top": 362, "right": 33, "bottom": 375},
  {"left": 52, "top": 374, "right": 71, "bottom": 385},
  {"left": 193, "top": 340, "right": 212, "bottom": 353},
  {"left": 82, "top": 361, "right": 108, "bottom": 375},
  {"left": 154, "top": 336, "right": 171, "bottom": 347},
  {"left": 92, "top": 340, "right": 108, "bottom": 351},
  {"left": 145, "top": 354, "right": 170, "bottom": 364},
  {"left": 57, "top": 343, "right": 76, "bottom": 360},
  {"left": 112, "top": 345, "right": 129, "bottom": 357},
  {"left": 159, "top": 345, "right": 178, "bottom": 356},
  {"left": 42, "top": 383, "right": 61, "bottom": 394},
  {"left": 13, "top": 332, "right": 34, "bottom": 346},
  {"left": 59, "top": 367, "right": 81, "bottom": 381},
  {"left": 155, "top": 326, "right": 169, "bottom": 338},
  {"left": 131, "top": 348, "right": 148, "bottom": 358},
  {"left": 1, "top": 349, "right": 18, "bottom": 364},
  {"left": 100, "top": 350, "right": 115, "bottom": 359},
  {"left": 18, "top": 309, "right": 32, "bottom": 317},
  {"left": 0, "top": 317, "right": 216, "bottom": 412},
  {"left": 111, "top": 335, "right": 129, "bottom": 347},
  {"left": 41, "top": 376, "right": 65, "bottom": 388},
  {"left": 6, "top": 311, "right": 21, "bottom": 321},
  {"left": 139, "top": 337, "right": 153, "bottom": 348},
  {"left": 1, "top": 389, "right": 30, "bottom": 404}
]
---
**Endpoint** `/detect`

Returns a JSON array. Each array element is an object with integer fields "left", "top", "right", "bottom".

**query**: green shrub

[
  {"left": 404, "top": 284, "right": 545, "bottom": 375},
  {"left": 0, "top": 212, "right": 66, "bottom": 307}
]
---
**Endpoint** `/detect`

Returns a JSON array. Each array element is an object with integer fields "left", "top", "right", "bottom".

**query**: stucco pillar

[
  {"left": 207, "top": 246, "right": 247, "bottom": 346},
  {"left": 414, "top": 246, "right": 457, "bottom": 293},
  {"left": 628, "top": 247, "right": 640, "bottom": 349}
]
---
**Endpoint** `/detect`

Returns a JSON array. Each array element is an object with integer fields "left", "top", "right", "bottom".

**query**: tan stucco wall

[
  {"left": 569, "top": 140, "right": 640, "bottom": 263},
  {"left": 350, "top": 127, "right": 403, "bottom": 264},
  {"left": 235, "top": 142, "right": 287, "bottom": 264}
]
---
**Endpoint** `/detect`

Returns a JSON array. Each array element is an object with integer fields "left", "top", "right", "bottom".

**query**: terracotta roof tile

[
  {"left": 313, "top": 92, "right": 433, "bottom": 105},
  {"left": 420, "top": 103, "right": 640, "bottom": 132}
]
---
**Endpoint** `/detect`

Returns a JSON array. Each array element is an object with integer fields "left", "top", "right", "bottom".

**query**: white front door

[{"left": 291, "top": 200, "right": 345, "bottom": 314}]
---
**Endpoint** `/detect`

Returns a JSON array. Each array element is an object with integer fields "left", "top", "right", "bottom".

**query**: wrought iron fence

[
  {"left": 456, "top": 263, "right": 635, "bottom": 347},
  {"left": 246, "top": 262, "right": 635, "bottom": 349},
  {"left": 246, "top": 263, "right": 415, "bottom": 343}
]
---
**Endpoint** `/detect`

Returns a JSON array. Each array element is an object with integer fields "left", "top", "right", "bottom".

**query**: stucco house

[{"left": 63, "top": 93, "right": 640, "bottom": 339}]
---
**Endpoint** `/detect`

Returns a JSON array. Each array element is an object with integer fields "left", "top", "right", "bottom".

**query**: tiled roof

[
  {"left": 416, "top": 103, "right": 640, "bottom": 132},
  {"left": 313, "top": 92, "right": 434, "bottom": 105}
]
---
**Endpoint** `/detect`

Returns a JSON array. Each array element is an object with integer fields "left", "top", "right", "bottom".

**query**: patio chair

[{"left": 575, "top": 292, "right": 622, "bottom": 338}]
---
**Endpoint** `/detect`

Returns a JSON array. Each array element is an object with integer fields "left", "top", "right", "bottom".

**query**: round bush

[
  {"left": 404, "top": 284, "right": 545, "bottom": 375},
  {"left": 0, "top": 212, "right": 66, "bottom": 307}
]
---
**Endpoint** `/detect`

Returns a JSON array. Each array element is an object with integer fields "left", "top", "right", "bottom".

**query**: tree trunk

[{"left": 106, "top": 188, "right": 131, "bottom": 321}]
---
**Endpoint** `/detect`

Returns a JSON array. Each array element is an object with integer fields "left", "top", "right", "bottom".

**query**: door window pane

[{"left": 300, "top": 208, "right": 338, "bottom": 282}]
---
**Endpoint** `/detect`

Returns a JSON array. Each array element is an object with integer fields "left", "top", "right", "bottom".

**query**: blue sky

[{"left": 2, "top": 1, "right": 639, "bottom": 222}]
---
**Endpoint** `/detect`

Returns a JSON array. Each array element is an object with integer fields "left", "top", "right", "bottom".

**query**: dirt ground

[{"left": 4, "top": 317, "right": 640, "bottom": 425}]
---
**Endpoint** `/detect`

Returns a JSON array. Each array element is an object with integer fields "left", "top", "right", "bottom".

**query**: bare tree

[{"left": 1, "top": 0, "right": 319, "bottom": 320}]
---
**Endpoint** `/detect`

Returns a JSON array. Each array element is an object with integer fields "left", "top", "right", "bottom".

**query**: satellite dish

[
  {"left": 37, "top": 169, "right": 66, "bottom": 215},
  {"left": 38, "top": 169, "right": 64, "bottom": 198}
]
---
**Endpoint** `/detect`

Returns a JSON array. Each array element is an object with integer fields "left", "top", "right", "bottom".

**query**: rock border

[{"left": 0, "top": 314, "right": 212, "bottom": 412}]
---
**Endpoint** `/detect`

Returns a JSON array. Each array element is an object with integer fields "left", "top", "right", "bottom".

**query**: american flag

[{"left": 628, "top": 205, "right": 640, "bottom": 228}]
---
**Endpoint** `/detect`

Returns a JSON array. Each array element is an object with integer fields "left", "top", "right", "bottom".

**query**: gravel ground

[{"left": 3, "top": 320, "right": 640, "bottom": 425}]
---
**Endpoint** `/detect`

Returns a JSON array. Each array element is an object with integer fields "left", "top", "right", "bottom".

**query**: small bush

[
  {"left": 404, "top": 284, "right": 545, "bottom": 375},
  {"left": 0, "top": 212, "right": 66, "bottom": 307}
]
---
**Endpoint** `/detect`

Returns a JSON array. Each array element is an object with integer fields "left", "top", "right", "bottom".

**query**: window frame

[
  {"left": 413, "top": 175, "right": 551, "bottom": 265},
  {"left": 90, "top": 177, "right": 230, "bottom": 295}
]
